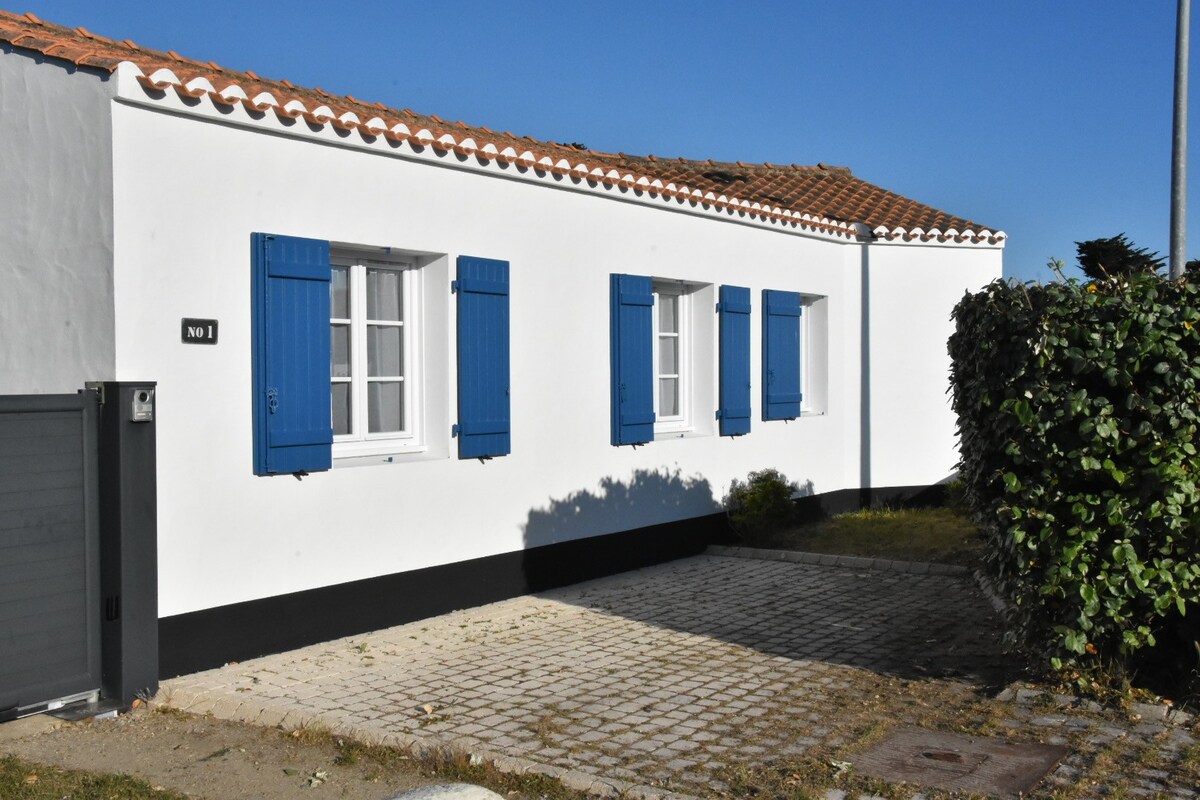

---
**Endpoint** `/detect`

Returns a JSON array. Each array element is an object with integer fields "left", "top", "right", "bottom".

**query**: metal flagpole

[{"left": 1171, "top": 0, "right": 1191, "bottom": 279}]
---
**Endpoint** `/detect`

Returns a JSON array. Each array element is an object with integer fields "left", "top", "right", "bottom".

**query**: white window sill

[
  {"left": 654, "top": 426, "right": 709, "bottom": 441},
  {"left": 333, "top": 439, "right": 428, "bottom": 467}
]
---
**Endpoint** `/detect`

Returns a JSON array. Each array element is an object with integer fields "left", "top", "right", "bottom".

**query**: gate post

[{"left": 95, "top": 381, "right": 159, "bottom": 706}]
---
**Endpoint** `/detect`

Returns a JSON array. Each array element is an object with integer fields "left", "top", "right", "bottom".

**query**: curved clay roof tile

[{"left": 0, "top": 9, "right": 1000, "bottom": 244}]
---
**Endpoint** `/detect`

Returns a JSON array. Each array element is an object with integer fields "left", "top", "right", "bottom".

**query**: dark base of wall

[
  {"left": 159, "top": 513, "right": 725, "bottom": 678},
  {"left": 159, "top": 483, "right": 944, "bottom": 678}
]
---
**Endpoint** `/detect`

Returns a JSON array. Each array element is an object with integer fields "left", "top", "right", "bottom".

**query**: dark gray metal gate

[{"left": 0, "top": 392, "right": 101, "bottom": 717}]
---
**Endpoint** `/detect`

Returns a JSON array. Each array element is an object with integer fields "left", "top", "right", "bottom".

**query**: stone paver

[{"left": 161, "top": 552, "right": 1197, "bottom": 799}]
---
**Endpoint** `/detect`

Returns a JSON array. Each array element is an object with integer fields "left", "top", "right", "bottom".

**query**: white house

[{"left": 0, "top": 11, "right": 1002, "bottom": 706}]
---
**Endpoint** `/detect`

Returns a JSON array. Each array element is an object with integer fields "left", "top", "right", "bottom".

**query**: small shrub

[{"left": 724, "top": 468, "right": 799, "bottom": 539}]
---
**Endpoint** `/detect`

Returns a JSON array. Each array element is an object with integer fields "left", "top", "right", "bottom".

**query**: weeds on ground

[
  {"left": 150, "top": 704, "right": 190, "bottom": 722},
  {"left": 419, "top": 746, "right": 587, "bottom": 799},
  {"left": 531, "top": 703, "right": 567, "bottom": 748},
  {"left": 0, "top": 755, "right": 187, "bottom": 800},
  {"left": 287, "top": 718, "right": 334, "bottom": 744},
  {"left": 285, "top": 724, "right": 591, "bottom": 799}
]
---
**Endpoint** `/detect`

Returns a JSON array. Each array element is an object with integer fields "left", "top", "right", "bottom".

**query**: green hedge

[{"left": 949, "top": 274, "right": 1200, "bottom": 677}]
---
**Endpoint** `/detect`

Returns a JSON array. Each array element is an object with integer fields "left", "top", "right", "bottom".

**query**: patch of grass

[
  {"left": 418, "top": 747, "right": 588, "bottom": 799},
  {"left": 717, "top": 752, "right": 913, "bottom": 800},
  {"left": 746, "top": 506, "right": 984, "bottom": 567},
  {"left": 0, "top": 755, "right": 188, "bottom": 800},
  {"left": 289, "top": 725, "right": 590, "bottom": 799},
  {"left": 286, "top": 719, "right": 333, "bottom": 744}
]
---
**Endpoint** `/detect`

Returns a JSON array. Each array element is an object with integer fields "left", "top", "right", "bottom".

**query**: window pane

[
  {"left": 658, "top": 336, "right": 677, "bottom": 375},
  {"left": 659, "top": 378, "right": 679, "bottom": 417},
  {"left": 368, "top": 381, "right": 403, "bottom": 433},
  {"left": 658, "top": 295, "right": 677, "bottom": 333},
  {"left": 331, "top": 323, "right": 350, "bottom": 378},
  {"left": 366, "top": 268, "right": 402, "bottom": 321},
  {"left": 330, "top": 266, "right": 349, "bottom": 319},
  {"left": 367, "top": 325, "right": 403, "bottom": 377},
  {"left": 331, "top": 383, "right": 351, "bottom": 435}
]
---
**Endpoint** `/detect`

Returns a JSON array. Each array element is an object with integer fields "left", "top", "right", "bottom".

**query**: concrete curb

[
  {"left": 705, "top": 545, "right": 969, "bottom": 576},
  {"left": 971, "top": 568, "right": 1009, "bottom": 616},
  {"left": 995, "top": 684, "right": 1193, "bottom": 727},
  {"left": 156, "top": 684, "right": 702, "bottom": 800}
]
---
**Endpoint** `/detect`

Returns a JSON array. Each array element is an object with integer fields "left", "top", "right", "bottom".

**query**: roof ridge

[{"left": 591, "top": 152, "right": 852, "bottom": 175}]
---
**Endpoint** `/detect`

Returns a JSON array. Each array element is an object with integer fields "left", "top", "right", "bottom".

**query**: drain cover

[{"left": 854, "top": 728, "right": 1070, "bottom": 797}]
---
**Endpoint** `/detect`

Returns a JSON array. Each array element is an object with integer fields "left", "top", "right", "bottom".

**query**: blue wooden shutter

[
  {"left": 454, "top": 255, "right": 511, "bottom": 459},
  {"left": 251, "top": 232, "right": 333, "bottom": 475},
  {"left": 610, "top": 274, "right": 655, "bottom": 445},
  {"left": 717, "top": 285, "right": 752, "bottom": 436},
  {"left": 762, "top": 289, "right": 802, "bottom": 420}
]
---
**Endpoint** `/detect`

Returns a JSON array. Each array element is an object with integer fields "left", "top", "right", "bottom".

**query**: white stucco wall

[
  {"left": 0, "top": 49, "right": 115, "bottom": 393},
  {"left": 863, "top": 243, "right": 1002, "bottom": 488},
  {"left": 97, "top": 73, "right": 1001, "bottom": 616}
]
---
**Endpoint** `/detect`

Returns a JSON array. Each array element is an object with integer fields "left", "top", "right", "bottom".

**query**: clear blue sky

[{"left": 16, "top": 1, "right": 1198, "bottom": 282}]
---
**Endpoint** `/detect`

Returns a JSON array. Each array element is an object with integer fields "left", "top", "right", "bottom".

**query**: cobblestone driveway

[{"left": 162, "top": 552, "right": 1197, "bottom": 799}]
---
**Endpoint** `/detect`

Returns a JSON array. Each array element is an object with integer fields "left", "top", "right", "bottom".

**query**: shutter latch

[{"left": 267, "top": 388, "right": 279, "bottom": 414}]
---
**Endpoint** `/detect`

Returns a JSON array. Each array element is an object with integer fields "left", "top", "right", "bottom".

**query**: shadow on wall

[{"left": 520, "top": 468, "right": 722, "bottom": 592}]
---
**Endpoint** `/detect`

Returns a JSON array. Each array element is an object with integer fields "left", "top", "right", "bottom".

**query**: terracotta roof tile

[
  {"left": 0, "top": 9, "right": 1002, "bottom": 243},
  {"left": 604, "top": 155, "right": 991, "bottom": 238}
]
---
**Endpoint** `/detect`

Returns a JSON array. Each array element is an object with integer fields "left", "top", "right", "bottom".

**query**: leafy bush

[
  {"left": 949, "top": 273, "right": 1200, "bottom": 681},
  {"left": 724, "top": 468, "right": 799, "bottom": 538}
]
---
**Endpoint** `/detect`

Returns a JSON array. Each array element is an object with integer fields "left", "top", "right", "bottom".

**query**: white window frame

[
  {"left": 330, "top": 252, "right": 424, "bottom": 459},
  {"left": 800, "top": 294, "right": 828, "bottom": 416},
  {"left": 653, "top": 280, "right": 694, "bottom": 436}
]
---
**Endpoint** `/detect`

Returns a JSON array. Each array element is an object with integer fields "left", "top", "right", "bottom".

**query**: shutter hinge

[
  {"left": 451, "top": 423, "right": 460, "bottom": 438},
  {"left": 450, "top": 280, "right": 459, "bottom": 294},
  {"left": 715, "top": 302, "right": 721, "bottom": 312},
  {"left": 715, "top": 409, "right": 723, "bottom": 419}
]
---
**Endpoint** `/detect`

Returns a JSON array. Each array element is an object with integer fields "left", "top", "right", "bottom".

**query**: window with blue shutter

[
  {"left": 251, "top": 232, "right": 334, "bottom": 475},
  {"left": 610, "top": 273, "right": 655, "bottom": 445},
  {"left": 762, "top": 289, "right": 802, "bottom": 420},
  {"left": 717, "top": 285, "right": 752, "bottom": 436},
  {"left": 454, "top": 255, "right": 510, "bottom": 459}
]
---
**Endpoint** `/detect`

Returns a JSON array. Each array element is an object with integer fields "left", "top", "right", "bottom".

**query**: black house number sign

[{"left": 181, "top": 318, "right": 219, "bottom": 344}]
